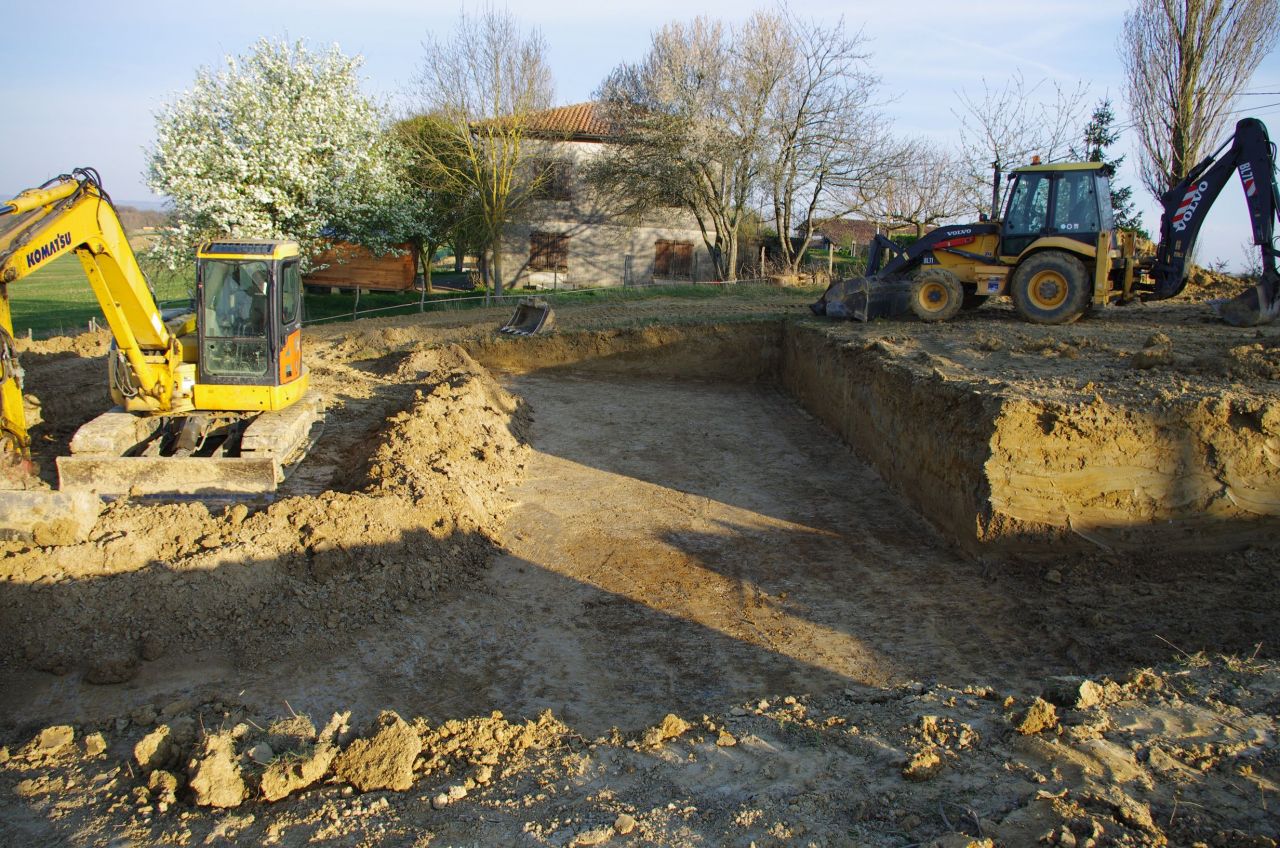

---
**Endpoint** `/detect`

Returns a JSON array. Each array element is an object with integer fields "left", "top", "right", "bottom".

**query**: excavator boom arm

[
  {"left": 1149, "top": 118, "right": 1280, "bottom": 322},
  {"left": 0, "top": 169, "right": 179, "bottom": 453}
]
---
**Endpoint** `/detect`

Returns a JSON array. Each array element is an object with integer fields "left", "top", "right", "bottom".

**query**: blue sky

[{"left": 5, "top": 0, "right": 1279, "bottom": 269}]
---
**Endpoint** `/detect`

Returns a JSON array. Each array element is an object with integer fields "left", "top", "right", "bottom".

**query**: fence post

[
  {"left": 828, "top": 243, "right": 834, "bottom": 277},
  {"left": 353, "top": 287, "right": 360, "bottom": 319}
]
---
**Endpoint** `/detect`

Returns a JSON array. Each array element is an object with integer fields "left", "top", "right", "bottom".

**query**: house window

[
  {"left": 530, "top": 232, "right": 568, "bottom": 272},
  {"left": 654, "top": 240, "right": 693, "bottom": 279},
  {"left": 530, "top": 159, "right": 573, "bottom": 202}
]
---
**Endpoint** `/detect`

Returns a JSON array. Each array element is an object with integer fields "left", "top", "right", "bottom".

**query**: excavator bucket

[
  {"left": 498, "top": 298, "right": 555, "bottom": 335},
  {"left": 1212, "top": 275, "right": 1280, "bottom": 327},
  {"left": 810, "top": 277, "right": 912, "bottom": 321}
]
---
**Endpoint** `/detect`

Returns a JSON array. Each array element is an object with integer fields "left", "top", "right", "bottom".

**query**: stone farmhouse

[{"left": 496, "top": 103, "right": 716, "bottom": 291}]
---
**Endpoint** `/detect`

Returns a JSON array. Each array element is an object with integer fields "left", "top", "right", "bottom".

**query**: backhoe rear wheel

[
  {"left": 909, "top": 268, "right": 963, "bottom": 322},
  {"left": 1011, "top": 251, "right": 1091, "bottom": 325}
]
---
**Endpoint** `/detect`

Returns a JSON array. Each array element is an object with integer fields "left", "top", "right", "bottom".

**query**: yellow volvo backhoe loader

[
  {"left": 0, "top": 168, "right": 322, "bottom": 540},
  {"left": 813, "top": 117, "right": 1280, "bottom": 327}
]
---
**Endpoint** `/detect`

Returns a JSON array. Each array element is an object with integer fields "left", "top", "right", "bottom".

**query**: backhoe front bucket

[
  {"left": 810, "top": 277, "right": 912, "bottom": 322},
  {"left": 498, "top": 298, "right": 555, "bottom": 336}
]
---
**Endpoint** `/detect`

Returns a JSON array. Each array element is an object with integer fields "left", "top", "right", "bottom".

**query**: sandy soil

[{"left": 1, "top": 286, "right": 1278, "bottom": 846}]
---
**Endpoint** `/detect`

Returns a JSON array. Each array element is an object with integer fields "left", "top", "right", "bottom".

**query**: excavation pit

[
  {"left": 470, "top": 320, "right": 1280, "bottom": 557},
  {"left": 2, "top": 307, "right": 1278, "bottom": 730},
  {"left": 4, "top": 301, "right": 1280, "bottom": 846}
]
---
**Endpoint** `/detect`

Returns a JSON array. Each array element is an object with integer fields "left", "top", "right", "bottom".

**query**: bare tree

[
  {"left": 412, "top": 8, "right": 554, "bottom": 295},
  {"left": 855, "top": 143, "right": 970, "bottom": 238},
  {"left": 593, "top": 9, "right": 902, "bottom": 280},
  {"left": 1121, "top": 0, "right": 1280, "bottom": 198},
  {"left": 762, "top": 10, "right": 905, "bottom": 274},
  {"left": 954, "top": 71, "right": 1089, "bottom": 217},
  {"left": 593, "top": 16, "right": 770, "bottom": 281}
]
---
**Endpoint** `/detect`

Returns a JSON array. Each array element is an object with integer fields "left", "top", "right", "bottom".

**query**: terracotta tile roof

[{"left": 524, "top": 102, "right": 616, "bottom": 140}]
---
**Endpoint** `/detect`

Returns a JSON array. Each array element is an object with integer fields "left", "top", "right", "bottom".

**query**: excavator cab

[
  {"left": 194, "top": 240, "right": 306, "bottom": 412},
  {"left": 999, "top": 163, "right": 1112, "bottom": 258}
]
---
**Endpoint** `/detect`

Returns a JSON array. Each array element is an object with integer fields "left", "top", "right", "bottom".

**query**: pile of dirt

[
  {"left": 0, "top": 345, "right": 530, "bottom": 676},
  {"left": 1178, "top": 266, "right": 1256, "bottom": 302},
  {"left": 1, "top": 655, "right": 1274, "bottom": 846},
  {"left": 14, "top": 328, "right": 112, "bottom": 359}
]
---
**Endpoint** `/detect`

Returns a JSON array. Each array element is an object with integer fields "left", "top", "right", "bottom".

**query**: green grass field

[
  {"left": 11, "top": 254, "right": 193, "bottom": 337},
  {"left": 9, "top": 256, "right": 820, "bottom": 337}
]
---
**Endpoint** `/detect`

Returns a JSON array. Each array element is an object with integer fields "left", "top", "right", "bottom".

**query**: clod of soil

[
  {"left": 332, "top": 711, "right": 420, "bottom": 793},
  {"left": 187, "top": 732, "right": 246, "bottom": 808}
]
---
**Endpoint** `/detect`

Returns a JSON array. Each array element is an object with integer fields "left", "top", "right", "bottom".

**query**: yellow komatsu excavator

[{"left": 0, "top": 168, "right": 322, "bottom": 540}]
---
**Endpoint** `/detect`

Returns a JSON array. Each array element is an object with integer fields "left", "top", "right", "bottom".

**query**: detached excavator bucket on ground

[
  {"left": 499, "top": 298, "right": 555, "bottom": 335},
  {"left": 810, "top": 277, "right": 912, "bottom": 321}
]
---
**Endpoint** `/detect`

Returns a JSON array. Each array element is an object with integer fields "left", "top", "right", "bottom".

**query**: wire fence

[{"left": 299, "top": 277, "right": 787, "bottom": 327}]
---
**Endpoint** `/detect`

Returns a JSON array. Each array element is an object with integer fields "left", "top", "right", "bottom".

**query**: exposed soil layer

[
  {"left": 2, "top": 292, "right": 1279, "bottom": 846},
  {"left": 783, "top": 320, "right": 1280, "bottom": 554}
]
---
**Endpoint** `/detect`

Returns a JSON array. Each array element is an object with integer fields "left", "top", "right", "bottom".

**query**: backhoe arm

[
  {"left": 1149, "top": 118, "right": 1280, "bottom": 325},
  {"left": 0, "top": 169, "right": 181, "bottom": 456}
]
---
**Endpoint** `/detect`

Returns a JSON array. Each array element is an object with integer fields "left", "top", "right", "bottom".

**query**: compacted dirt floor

[{"left": 1, "top": 285, "right": 1278, "bottom": 846}]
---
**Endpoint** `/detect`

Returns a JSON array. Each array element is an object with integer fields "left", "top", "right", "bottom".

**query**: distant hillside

[{"left": 115, "top": 204, "right": 170, "bottom": 232}]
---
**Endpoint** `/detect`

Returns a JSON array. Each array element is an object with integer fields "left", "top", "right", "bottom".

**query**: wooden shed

[{"left": 303, "top": 242, "right": 419, "bottom": 292}]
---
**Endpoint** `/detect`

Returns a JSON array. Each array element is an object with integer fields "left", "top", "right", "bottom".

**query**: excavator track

[{"left": 55, "top": 391, "right": 324, "bottom": 497}]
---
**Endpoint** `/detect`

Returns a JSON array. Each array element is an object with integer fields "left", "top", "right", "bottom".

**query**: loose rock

[
  {"left": 133, "top": 726, "right": 176, "bottom": 773},
  {"left": 30, "top": 725, "right": 74, "bottom": 755},
  {"left": 641, "top": 713, "right": 691, "bottom": 748},
  {"left": 1015, "top": 698, "right": 1059, "bottom": 735}
]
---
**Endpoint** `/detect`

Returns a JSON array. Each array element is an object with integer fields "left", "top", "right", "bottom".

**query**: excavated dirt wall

[
  {"left": 466, "top": 321, "right": 783, "bottom": 381},
  {"left": 780, "top": 326, "right": 1001, "bottom": 551},
  {"left": 780, "top": 323, "right": 1280, "bottom": 554},
  {"left": 986, "top": 393, "right": 1280, "bottom": 550}
]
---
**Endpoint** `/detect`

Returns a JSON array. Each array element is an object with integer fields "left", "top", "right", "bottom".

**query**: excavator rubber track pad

[
  {"left": 240, "top": 391, "right": 324, "bottom": 472},
  {"left": 498, "top": 298, "right": 555, "bottom": 335},
  {"left": 0, "top": 489, "right": 101, "bottom": 544}
]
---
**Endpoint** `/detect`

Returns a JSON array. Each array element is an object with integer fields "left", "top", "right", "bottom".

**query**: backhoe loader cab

[{"left": 999, "top": 163, "right": 1113, "bottom": 257}]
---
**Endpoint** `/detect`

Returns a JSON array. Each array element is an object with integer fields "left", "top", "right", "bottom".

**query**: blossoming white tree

[{"left": 147, "top": 38, "right": 398, "bottom": 269}]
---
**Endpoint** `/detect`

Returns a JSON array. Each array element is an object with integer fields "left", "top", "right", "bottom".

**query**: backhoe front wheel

[
  {"left": 1011, "top": 251, "right": 1091, "bottom": 325},
  {"left": 909, "top": 269, "right": 963, "bottom": 322}
]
